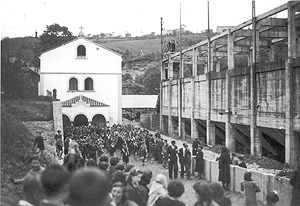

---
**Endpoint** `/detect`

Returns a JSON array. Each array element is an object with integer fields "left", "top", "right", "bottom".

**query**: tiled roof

[
  {"left": 62, "top": 95, "right": 109, "bottom": 107},
  {"left": 122, "top": 95, "right": 158, "bottom": 109}
]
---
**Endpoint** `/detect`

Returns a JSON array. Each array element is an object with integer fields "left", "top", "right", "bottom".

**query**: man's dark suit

[
  {"left": 178, "top": 147, "right": 191, "bottom": 179},
  {"left": 167, "top": 144, "right": 178, "bottom": 179}
]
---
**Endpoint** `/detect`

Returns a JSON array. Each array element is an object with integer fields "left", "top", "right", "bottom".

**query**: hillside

[
  {"left": 1, "top": 98, "right": 55, "bottom": 206},
  {"left": 95, "top": 38, "right": 161, "bottom": 56}
]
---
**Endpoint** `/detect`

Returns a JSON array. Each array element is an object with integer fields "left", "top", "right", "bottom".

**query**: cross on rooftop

[
  {"left": 79, "top": 25, "right": 84, "bottom": 32},
  {"left": 79, "top": 25, "right": 84, "bottom": 37}
]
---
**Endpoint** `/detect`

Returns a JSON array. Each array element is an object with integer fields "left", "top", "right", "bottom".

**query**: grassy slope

[
  {"left": 1, "top": 99, "right": 53, "bottom": 206},
  {"left": 97, "top": 38, "right": 161, "bottom": 56},
  {"left": 1, "top": 36, "right": 170, "bottom": 60}
]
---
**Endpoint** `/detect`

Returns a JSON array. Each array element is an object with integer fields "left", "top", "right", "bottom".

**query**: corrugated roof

[{"left": 122, "top": 95, "right": 158, "bottom": 109}]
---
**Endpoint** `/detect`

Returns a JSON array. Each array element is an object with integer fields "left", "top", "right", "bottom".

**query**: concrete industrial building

[{"left": 160, "top": 1, "right": 300, "bottom": 167}]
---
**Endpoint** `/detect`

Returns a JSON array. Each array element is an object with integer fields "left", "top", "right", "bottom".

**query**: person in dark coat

[
  {"left": 167, "top": 140, "right": 178, "bottom": 179},
  {"left": 156, "top": 137, "right": 164, "bottom": 164},
  {"left": 137, "top": 170, "right": 152, "bottom": 206},
  {"left": 178, "top": 143, "right": 191, "bottom": 180},
  {"left": 125, "top": 168, "right": 143, "bottom": 206},
  {"left": 192, "top": 138, "right": 199, "bottom": 156},
  {"left": 195, "top": 147, "right": 204, "bottom": 180},
  {"left": 218, "top": 146, "right": 231, "bottom": 190},
  {"left": 290, "top": 156, "right": 300, "bottom": 206},
  {"left": 64, "top": 136, "right": 70, "bottom": 155},
  {"left": 155, "top": 180, "right": 185, "bottom": 206}
]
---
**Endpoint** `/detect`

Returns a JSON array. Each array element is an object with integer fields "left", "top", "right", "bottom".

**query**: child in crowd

[
  {"left": 12, "top": 156, "right": 45, "bottom": 185},
  {"left": 40, "top": 164, "right": 70, "bottom": 206},
  {"left": 155, "top": 180, "right": 185, "bottom": 206},
  {"left": 275, "top": 163, "right": 292, "bottom": 180},
  {"left": 68, "top": 168, "right": 112, "bottom": 206},
  {"left": 17, "top": 175, "right": 43, "bottom": 206},
  {"left": 241, "top": 172, "right": 261, "bottom": 206},
  {"left": 238, "top": 156, "right": 247, "bottom": 169},
  {"left": 140, "top": 143, "right": 147, "bottom": 166},
  {"left": 266, "top": 191, "right": 279, "bottom": 206}
]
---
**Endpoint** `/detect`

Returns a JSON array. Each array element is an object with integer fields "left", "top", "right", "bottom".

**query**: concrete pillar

[
  {"left": 285, "top": 2, "right": 300, "bottom": 167},
  {"left": 191, "top": 48, "right": 199, "bottom": 139},
  {"left": 181, "top": 119, "right": 186, "bottom": 139},
  {"left": 208, "top": 122, "right": 216, "bottom": 146},
  {"left": 159, "top": 59, "right": 164, "bottom": 132},
  {"left": 285, "top": 60, "right": 299, "bottom": 168},
  {"left": 288, "top": 1, "right": 297, "bottom": 59},
  {"left": 226, "top": 29, "right": 235, "bottom": 152},
  {"left": 297, "top": 27, "right": 300, "bottom": 57},
  {"left": 178, "top": 78, "right": 182, "bottom": 138},
  {"left": 206, "top": 40, "right": 214, "bottom": 145},
  {"left": 250, "top": 15, "right": 262, "bottom": 156},
  {"left": 168, "top": 57, "right": 174, "bottom": 136},
  {"left": 268, "top": 44, "right": 275, "bottom": 62},
  {"left": 216, "top": 59, "right": 221, "bottom": 72}
]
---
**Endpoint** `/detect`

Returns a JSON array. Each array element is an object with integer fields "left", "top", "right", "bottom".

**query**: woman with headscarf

[
  {"left": 147, "top": 174, "right": 168, "bottom": 206},
  {"left": 195, "top": 147, "right": 204, "bottom": 180},
  {"left": 241, "top": 172, "right": 261, "bottom": 206},
  {"left": 193, "top": 181, "right": 220, "bottom": 206},
  {"left": 138, "top": 170, "right": 153, "bottom": 206},
  {"left": 125, "top": 168, "right": 143, "bottom": 206},
  {"left": 217, "top": 147, "right": 231, "bottom": 190},
  {"left": 111, "top": 181, "right": 139, "bottom": 206}
]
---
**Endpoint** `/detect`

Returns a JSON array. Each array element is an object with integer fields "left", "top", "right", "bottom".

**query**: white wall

[{"left": 40, "top": 38, "right": 122, "bottom": 74}]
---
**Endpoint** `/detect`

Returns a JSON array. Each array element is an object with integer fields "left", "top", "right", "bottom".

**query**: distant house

[
  {"left": 122, "top": 95, "right": 158, "bottom": 120},
  {"left": 125, "top": 33, "right": 131, "bottom": 38},
  {"left": 162, "top": 30, "right": 173, "bottom": 35},
  {"left": 39, "top": 36, "right": 122, "bottom": 126}
]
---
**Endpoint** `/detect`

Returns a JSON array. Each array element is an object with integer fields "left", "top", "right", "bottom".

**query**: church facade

[{"left": 39, "top": 37, "right": 122, "bottom": 126}]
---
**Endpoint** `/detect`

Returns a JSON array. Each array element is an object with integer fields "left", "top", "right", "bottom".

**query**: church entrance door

[
  {"left": 63, "top": 114, "right": 71, "bottom": 127},
  {"left": 74, "top": 114, "right": 88, "bottom": 126},
  {"left": 92, "top": 114, "right": 106, "bottom": 126}
]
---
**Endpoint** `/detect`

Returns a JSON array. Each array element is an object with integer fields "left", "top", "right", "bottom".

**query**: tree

[
  {"left": 142, "top": 63, "right": 161, "bottom": 95},
  {"left": 40, "top": 23, "right": 76, "bottom": 52}
]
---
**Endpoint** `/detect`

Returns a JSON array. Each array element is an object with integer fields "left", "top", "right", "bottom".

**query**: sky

[{"left": 1, "top": 0, "right": 290, "bottom": 39}]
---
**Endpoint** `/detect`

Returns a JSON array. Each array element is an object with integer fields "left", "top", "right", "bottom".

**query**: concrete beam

[
  {"left": 260, "top": 31, "right": 288, "bottom": 38},
  {"left": 258, "top": 18, "right": 287, "bottom": 27}
]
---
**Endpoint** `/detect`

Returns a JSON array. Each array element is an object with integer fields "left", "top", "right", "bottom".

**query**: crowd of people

[{"left": 11, "top": 123, "right": 300, "bottom": 206}]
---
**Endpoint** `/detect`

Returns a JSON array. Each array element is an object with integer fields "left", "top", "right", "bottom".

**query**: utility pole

[
  {"left": 206, "top": 0, "right": 214, "bottom": 146},
  {"left": 160, "top": 17, "right": 164, "bottom": 132},
  {"left": 178, "top": 3, "right": 183, "bottom": 139}
]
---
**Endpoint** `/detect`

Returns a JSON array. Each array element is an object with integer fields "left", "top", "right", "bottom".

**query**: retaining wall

[
  {"left": 52, "top": 100, "right": 63, "bottom": 135},
  {"left": 192, "top": 157, "right": 293, "bottom": 205}
]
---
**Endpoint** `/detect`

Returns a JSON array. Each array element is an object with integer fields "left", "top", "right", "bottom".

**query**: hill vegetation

[{"left": 1, "top": 98, "right": 54, "bottom": 205}]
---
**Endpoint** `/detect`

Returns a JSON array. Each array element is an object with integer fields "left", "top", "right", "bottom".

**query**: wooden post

[
  {"left": 285, "top": 2, "right": 299, "bottom": 168},
  {"left": 226, "top": 29, "right": 235, "bottom": 152}
]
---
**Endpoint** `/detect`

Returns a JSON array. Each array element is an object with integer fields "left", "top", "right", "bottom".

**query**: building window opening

[
  {"left": 69, "top": 78, "right": 78, "bottom": 91},
  {"left": 77, "top": 45, "right": 86, "bottom": 57},
  {"left": 84, "top": 78, "right": 93, "bottom": 90}
]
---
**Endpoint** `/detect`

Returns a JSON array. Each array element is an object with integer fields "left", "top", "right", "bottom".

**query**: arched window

[
  {"left": 69, "top": 78, "right": 78, "bottom": 91},
  {"left": 77, "top": 45, "right": 86, "bottom": 57},
  {"left": 84, "top": 78, "right": 93, "bottom": 90}
]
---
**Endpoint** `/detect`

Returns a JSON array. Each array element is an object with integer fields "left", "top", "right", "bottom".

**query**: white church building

[{"left": 39, "top": 36, "right": 122, "bottom": 127}]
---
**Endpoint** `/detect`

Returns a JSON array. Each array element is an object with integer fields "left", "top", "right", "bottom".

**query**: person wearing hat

[
  {"left": 275, "top": 163, "right": 292, "bottom": 181},
  {"left": 178, "top": 143, "right": 191, "bottom": 180},
  {"left": 167, "top": 140, "right": 178, "bottom": 180}
]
